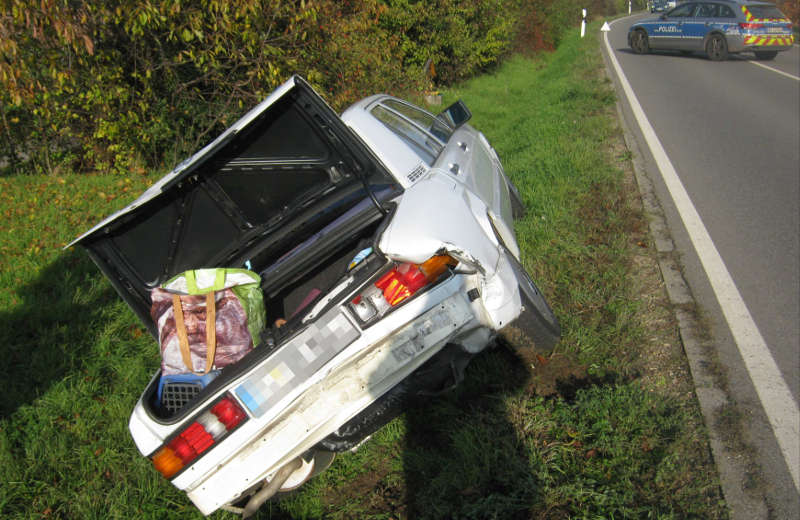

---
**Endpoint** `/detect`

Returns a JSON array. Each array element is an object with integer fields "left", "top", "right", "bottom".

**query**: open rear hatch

[{"left": 70, "top": 76, "right": 401, "bottom": 338}]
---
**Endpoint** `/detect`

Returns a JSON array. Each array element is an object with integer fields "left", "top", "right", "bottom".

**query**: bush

[
  {"left": 1, "top": 0, "right": 321, "bottom": 174},
  {"left": 0, "top": 0, "right": 618, "bottom": 176},
  {"left": 778, "top": 0, "right": 799, "bottom": 26}
]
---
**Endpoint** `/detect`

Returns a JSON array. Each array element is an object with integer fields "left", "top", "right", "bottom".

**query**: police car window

[
  {"left": 697, "top": 4, "right": 717, "bottom": 17},
  {"left": 745, "top": 5, "right": 786, "bottom": 18},
  {"left": 717, "top": 5, "right": 735, "bottom": 17},
  {"left": 669, "top": 3, "right": 696, "bottom": 16},
  {"left": 370, "top": 105, "right": 440, "bottom": 165}
]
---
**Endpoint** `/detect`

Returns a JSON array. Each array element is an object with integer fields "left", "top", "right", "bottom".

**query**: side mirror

[{"left": 437, "top": 100, "right": 472, "bottom": 129}]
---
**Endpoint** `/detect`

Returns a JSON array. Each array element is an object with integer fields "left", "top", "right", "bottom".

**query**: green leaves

[{"left": 0, "top": 0, "right": 531, "bottom": 176}]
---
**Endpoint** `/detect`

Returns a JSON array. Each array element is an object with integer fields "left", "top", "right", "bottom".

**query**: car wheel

[
  {"left": 499, "top": 252, "right": 561, "bottom": 354},
  {"left": 706, "top": 34, "right": 728, "bottom": 61},
  {"left": 507, "top": 178, "right": 526, "bottom": 220},
  {"left": 630, "top": 30, "right": 650, "bottom": 54},
  {"left": 754, "top": 50, "right": 778, "bottom": 61}
]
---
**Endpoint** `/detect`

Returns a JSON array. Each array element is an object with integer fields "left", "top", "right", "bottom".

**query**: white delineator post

[
  {"left": 628, "top": 1, "right": 632, "bottom": 14},
  {"left": 581, "top": 9, "right": 587, "bottom": 38}
]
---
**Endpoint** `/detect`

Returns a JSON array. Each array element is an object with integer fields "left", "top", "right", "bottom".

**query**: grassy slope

[{"left": 0, "top": 22, "right": 727, "bottom": 519}]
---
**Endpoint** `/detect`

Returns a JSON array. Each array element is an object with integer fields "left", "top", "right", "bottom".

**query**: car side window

[
  {"left": 697, "top": 3, "right": 717, "bottom": 17},
  {"left": 382, "top": 99, "right": 453, "bottom": 143},
  {"left": 370, "top": 105, "right": 442, "bottom": 166},
  {"left": 669, "top": 3, "right": 696, "bottom": 17},
  {"left": 717, "top": 5, "right": 735, "bottom": 18}
]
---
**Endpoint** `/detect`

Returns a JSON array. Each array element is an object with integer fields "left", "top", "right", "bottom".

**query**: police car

[
  {"left": 629, "top": 0, "right": 794, "bottom": 61},
  {"left": 650, "top": 0, "right": 677, "bottom": 14}
]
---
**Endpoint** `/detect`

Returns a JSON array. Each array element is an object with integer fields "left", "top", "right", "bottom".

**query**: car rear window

[{"left": 745, "top": 5, "right": 787, "bottom": 18}]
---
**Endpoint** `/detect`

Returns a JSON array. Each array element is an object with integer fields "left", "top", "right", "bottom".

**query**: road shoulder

[{"left": 598, "top": 17, "right": 770, "bottom": 519}]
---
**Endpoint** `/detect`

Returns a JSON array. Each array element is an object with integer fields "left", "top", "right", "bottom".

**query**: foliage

[
  {"left": 1, "top": 0, "right": 324, "bottom": 175},
  {"left": 377, "top": 0, "right": 515, "bottom": 85},
  {"left": 777, "top": 0, "right": 799, "bottom": 26},
  {"left": 299, "top": 0, "right": 424, "bottom": 109}
]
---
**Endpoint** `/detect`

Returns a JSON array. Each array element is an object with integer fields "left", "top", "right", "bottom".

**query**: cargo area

[{"left": 142, "top": 205, "right": 389, "bottom": 422}]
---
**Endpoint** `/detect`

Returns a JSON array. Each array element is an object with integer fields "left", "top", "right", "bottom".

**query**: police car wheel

[
  {"left": 706, "top": 34, "right": 728, "bottom": 61},
  {"left": 631, "top": 30, "right": 649, "bottom": 54},
  {"left": 754, "top": 50, "right": 778, "bottom": 61}
]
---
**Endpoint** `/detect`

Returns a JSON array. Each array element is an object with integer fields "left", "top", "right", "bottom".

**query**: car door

[
  {"left": 650, "top": 2, "right": 697, "bottom": 50},
  {"left": 685, "top": 3, "right": 718, "bottom": 50}
]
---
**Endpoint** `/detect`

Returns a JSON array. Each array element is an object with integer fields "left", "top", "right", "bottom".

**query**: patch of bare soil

[
  {"left": 524, "top": 352, "right": 588, "bottom": 397},
  {"left": 321, "top": 446, "right": 407, "bottom": 518}
]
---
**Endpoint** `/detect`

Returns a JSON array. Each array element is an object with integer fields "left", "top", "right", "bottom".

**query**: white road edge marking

[
  {"left": 604, "top": 18, "right": 800, "bottom": 491},
  {"left": 733, "top": 55, "right": 800, "bottom": 81}
]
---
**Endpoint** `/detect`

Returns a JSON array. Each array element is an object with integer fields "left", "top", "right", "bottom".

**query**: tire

[
  {"left": 706, "top": 34, "right": 728, "bottom": 61},
  {"left": 754, "top": 50, "right": 778, "bottom": 61},
  {"left": 499, "top": 252, "right": 561, "bottom": 354},
  {"left": 630, "top": 30, "right": 650, "bottom": 55},
  {"left": 506, "top": 177, "right": 526, "bottom": 220}
]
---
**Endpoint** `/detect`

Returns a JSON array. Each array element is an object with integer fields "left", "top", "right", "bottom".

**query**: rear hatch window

[{"left": 744, "top": 5, "right": 788, "bottom": 19}]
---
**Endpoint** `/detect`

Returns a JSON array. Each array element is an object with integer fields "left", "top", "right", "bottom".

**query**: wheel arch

[
  {"left": 703, "top": 30, "right": 728, "bottom": 48},
  {"left": 629, "top": 27, "right": 651, "bottom": 53},
  {"left": 629, "top": 26, "right": 649, "bottom": 42}
]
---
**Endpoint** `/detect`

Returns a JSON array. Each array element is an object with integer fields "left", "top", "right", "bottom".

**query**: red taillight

[
  {"left": 377, "top": 255, "right": 457, "bottom": 307},
  {"left": 170, "top": 423, "right": 215, "bottom": 462},
  {"left": 211, "top": 397, "right": 246, "bottom": 430},
  {"left": 152, "top": 395, "right": 247, "bottom": 479},
  {"left": 350, "top": 255, "right": 457, "bottom": 322},
  {"left": 375, "top": 263, "right": 429, "bottom": 306},
  {"left": 740, "top": 22, "right": 763, "bottom": 30}
]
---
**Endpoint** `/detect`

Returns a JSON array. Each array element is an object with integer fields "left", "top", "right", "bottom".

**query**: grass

[{"left": 0, "top": 22, "right": 727, "bottom": 519}]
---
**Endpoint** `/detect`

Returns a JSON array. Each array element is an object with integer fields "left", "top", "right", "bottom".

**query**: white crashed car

[{"left": 71, "top": 76, "right": 560, "bottom": 516}]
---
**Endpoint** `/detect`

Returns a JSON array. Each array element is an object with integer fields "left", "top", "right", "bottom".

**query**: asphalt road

[{"left": 602, "top": 13, "right": 799, "bottom": 518}]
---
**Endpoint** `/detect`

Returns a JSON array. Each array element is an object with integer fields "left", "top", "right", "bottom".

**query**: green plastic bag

[{"left": 151, "top": 268, "right": 266, "bottom": 375}]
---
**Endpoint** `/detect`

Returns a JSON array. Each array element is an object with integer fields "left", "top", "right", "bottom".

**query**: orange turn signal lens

[
  {"left": 152, "top": 447, "right": 184, "bottom": 479},
  {"left": 419, "top": 255, "right": 458, "bottom": 282}
]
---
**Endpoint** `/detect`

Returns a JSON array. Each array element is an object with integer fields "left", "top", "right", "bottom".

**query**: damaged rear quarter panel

[
  {"left": 378, "top": 174, "right": 500, "bottom": 268},
  {"left": 378, "top": 173, "right": 521, "bottom": 330}
]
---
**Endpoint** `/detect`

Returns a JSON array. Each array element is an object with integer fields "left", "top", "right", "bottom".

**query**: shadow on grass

[
  {"left": 401, "top": 347, "right": 621, "bottom": 519},
  {"left": 401, "top": 346, "right": 537, "bottom": 520},
  {"left": 0, "top": 250, "right": 120, "bottom": 418},
  {"left": 317, "top": 342, "right": 618, "bottom": 520}
]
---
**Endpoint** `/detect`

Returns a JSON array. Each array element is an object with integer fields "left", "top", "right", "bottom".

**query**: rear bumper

[
  {"left": 728, "top": 33, "right": 794, "bottom": 53},
  {"left": 130, "top": 266, "right": 510, "bottom": 515},
  {"left": 185, "top": 277, "right": 483, "bottom": 514}
]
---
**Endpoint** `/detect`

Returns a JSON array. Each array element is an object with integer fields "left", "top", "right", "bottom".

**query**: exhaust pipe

[{"left": 241, "top": 457, "right": 304, "bottom": 518}]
